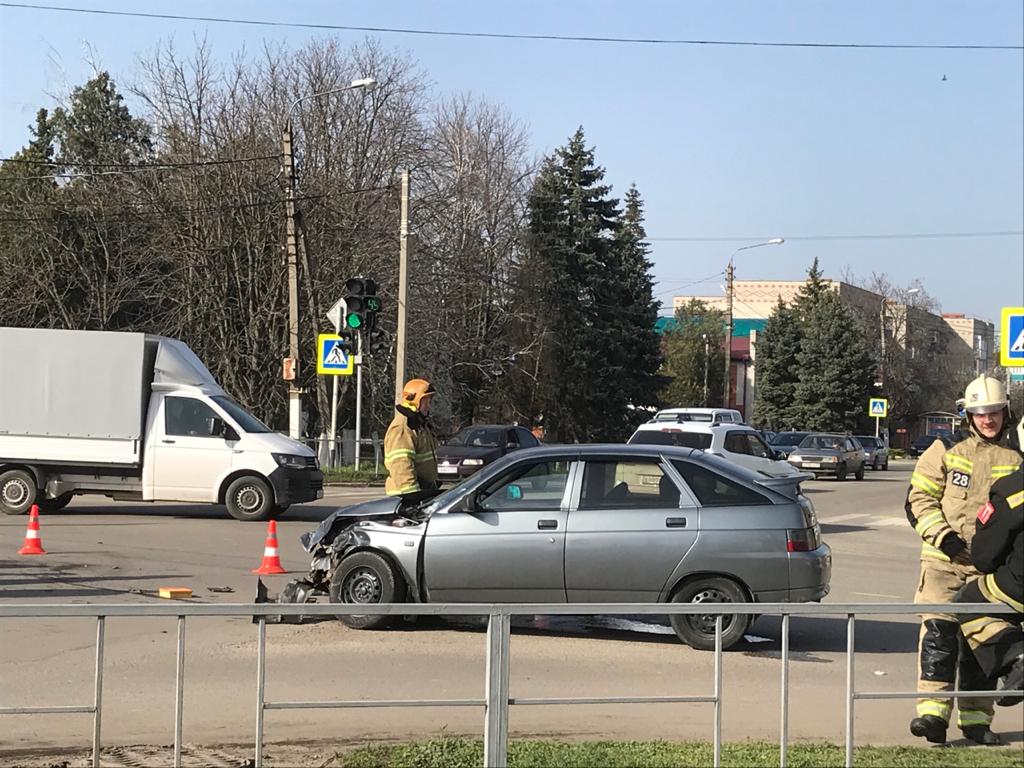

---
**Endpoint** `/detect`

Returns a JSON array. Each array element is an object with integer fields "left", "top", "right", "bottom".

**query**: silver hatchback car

[{"left": 291, "top": 445, "right": 831, "bottom": 650}]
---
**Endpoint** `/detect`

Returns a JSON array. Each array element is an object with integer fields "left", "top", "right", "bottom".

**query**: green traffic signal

[
  {"left": 346, "top": 312, "right": 363, "bottom": 329},
  {"left": 366, "top": 296, "right": 382, "bottom": 313}
]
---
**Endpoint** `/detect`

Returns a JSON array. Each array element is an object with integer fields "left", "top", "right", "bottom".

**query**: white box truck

[{"left": 0, "top": 328, "right": 323, "bottom": 520}]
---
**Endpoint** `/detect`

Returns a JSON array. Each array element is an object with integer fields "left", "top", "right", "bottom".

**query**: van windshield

[
  {"left": 629, "top": 431, "right": 712, "bottom": 450},
  {"left": 212, "top": 396, "right": 272, "bottom": 434}
]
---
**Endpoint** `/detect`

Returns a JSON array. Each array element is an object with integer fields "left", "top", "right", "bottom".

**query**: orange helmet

[{"left": 400, "top": 378, "right": 435, "bottom": 409}]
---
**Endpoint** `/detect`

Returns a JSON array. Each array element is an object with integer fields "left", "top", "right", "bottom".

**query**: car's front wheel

[
  {"left": 669, "top": 577, "right": 750, "bottom": 651},
  {"left": 329, "top": 551, "right": 406, "bottom": 630},
  {"left": 836, "top": 463, "right": 848, "bottom": 481}
]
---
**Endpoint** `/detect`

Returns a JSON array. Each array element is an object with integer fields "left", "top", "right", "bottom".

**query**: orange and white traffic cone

[
  {"left": 252, "top": 520, "right": 287, "bottom": 575},
  {"left": 17, "top": 505, "right": 47, "bottom": 556}
]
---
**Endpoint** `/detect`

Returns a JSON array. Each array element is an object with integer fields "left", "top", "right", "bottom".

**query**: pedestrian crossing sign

[
  {"left": 316, "top": 334, "right": 354, "bottom": 375},
  {"left": 1000, "top": 307, "right": 1024, "bottom": 367},
  {"left": 868, "top": 398, "right": 887, "bottom": 418}
]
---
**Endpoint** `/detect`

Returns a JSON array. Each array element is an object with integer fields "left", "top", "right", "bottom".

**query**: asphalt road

[{"left": 2, "top": 462, "right": 1022, "bottom": 762}]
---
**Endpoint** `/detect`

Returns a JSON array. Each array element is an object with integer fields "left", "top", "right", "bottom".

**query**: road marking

[
  {"left": 823, "top": 513, "right": 872, "bottom": 524},
  {"left": 853, "top": 592, "right": 902, "bottom": 599},
  {"left": 870, "top": 518, "right": 908, "bottom": 527}
]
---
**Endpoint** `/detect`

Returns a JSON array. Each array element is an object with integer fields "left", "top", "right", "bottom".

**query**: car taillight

[{"left": 787, "top": 526, "right": 820, "bottom": 552}]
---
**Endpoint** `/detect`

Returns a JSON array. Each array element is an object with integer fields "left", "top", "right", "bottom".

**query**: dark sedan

[
  {"left": 908, "top": 434, "right": 952, "bottom": 457},
  {"left": 435, "top": 424, "right": 540, "bottom": 481},
  {"left": 769, "top": 431, "right": 811, "bottom": 458}
]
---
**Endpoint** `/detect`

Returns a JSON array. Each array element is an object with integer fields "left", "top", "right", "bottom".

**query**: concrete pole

[
  {"left": 283, "top": 122, "right": 302, "bottom": 439},
  {"left": 394, "top": 170, "right": 410, "bottom": 404},
  {"left": 723, "top": 262, "right": 734, "bottom": 409}
]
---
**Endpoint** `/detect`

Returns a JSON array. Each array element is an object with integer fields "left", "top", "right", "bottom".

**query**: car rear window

[
  {"left": 771, "top": 432, "right": 808, "bottom": 447},
  {"left": 856, "top": 437, "right": 879, "bottom": 448},
  {"left": 629, "top": 430, "right": 712, "bottom": 450},
  {"left": 671, "top": 460, "right": 770, "bottom": 507}
]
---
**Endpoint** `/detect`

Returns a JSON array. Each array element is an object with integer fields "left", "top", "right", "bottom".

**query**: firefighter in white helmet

[
  {"left": 383, "top": 379, "right": 439, "bottom": 498},
  {"left": 906, "top": 374, "right": 1022, "bottom": 745}
]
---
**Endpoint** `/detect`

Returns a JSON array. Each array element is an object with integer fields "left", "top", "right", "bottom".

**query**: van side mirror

[{"left": 209, "top": 418, "right": 225, "bottom": 437}]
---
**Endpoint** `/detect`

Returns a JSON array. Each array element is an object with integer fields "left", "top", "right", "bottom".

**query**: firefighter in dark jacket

[
  {"left": 905, "top": 374, "right": 1022, "bottom": 745},
  {"left": 954, "top": 418, "right": 1024, "bottom": 708},
  {"left": 384, "top": 379, "right": 439, "bottom": 498}
]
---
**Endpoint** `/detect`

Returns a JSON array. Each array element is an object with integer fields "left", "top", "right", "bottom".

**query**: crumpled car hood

[{"left": 300, "top": 497, "right": 402, "bottom": 552}]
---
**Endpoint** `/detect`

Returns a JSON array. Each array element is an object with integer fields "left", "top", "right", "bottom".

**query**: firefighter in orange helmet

[{"left": 383, "top": 379, "right": 440, "bottom": 498}]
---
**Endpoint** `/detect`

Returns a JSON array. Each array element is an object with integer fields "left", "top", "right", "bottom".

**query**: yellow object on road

[{"left": 158, "top": 587, "right": 192, "bottom": 599}]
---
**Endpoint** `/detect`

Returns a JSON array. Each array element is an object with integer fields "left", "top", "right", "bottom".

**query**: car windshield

[
  {"left": 771, "top": 433, "right": 808, "bottom": 446},
  {"left": 628, "top": 430, "right": 712, "bottom": 450},
  {"left": 446, "top": 428, "right": 503, "bottom": 448},
  {"left": 800, "top": 435, "right": 844, "bottom": 451},
  {"left": 856, "top": 437, "right": 879, "bottom": 448},
  {"left": 211, "top": 396, "right": 272, "bottom": 434}
]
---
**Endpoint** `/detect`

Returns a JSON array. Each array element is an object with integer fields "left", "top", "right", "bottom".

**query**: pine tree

[
  {"left": 751, "top": 298, "right": 802, "bottom": 429},
  {"left": 660, "top": 299, "right": 726, "bottom": 407},
  {"left": 522, "top": 128, "right": 659, "bottom": 442}
]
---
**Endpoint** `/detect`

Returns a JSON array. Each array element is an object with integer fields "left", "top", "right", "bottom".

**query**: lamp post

[
  {"left": 282, "top": 77, "right": 376, "bottom": 440},
  {"left": 723, "top": 238, "right": 784, "bottom": 409},
  {"left": 702, "top": 333, "right": 710, "bottom": 406}
]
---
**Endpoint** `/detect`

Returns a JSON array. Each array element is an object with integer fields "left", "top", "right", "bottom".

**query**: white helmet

[{"left": 963, "top": 374, "right": 1008, "bottom": 415}]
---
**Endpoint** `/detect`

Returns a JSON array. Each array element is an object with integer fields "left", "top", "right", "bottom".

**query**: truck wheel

[
  {"left": 225, "top": 476, "right": 274, "bottom": 521},
  {"left": 329, "top": 551, "right": 406, "bottom": 630},
  {"left": 668, "top": 576, "right": 750, "bottom": 651},
  {"left": 0, "top": 469, "right": 37, "bottom": 515},
  {"left": 38, "top": 493, "right": 73, "bottom": 513}
]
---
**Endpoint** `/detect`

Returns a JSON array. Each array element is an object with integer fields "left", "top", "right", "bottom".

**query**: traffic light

[{"left": 343, "top": 277, "right": 382, "bottom": 333}]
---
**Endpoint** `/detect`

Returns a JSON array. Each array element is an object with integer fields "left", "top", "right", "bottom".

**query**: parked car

[
  {"left": 769, "top": 431, "right": 811, "bottom": 459},
  {"left": 908, "top": 434, "right": 952, "bottom": 457},
  {"left": 286, "top": 445, "right": 831, "bottom": 650},
  {"left": 628, "top": 422, "right": 803, "bottom": 478},
  {"left": 435, "top": 424, "right": 540, "bottom": 481},
  {"left": 855, "top": 435, "right": 889, "bottom": 470},
  {"left": 787, "top": 434, "right": 866, "bottom": 481}
]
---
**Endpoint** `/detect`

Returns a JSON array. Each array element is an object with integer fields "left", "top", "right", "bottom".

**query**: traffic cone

[
  {"left": 17, "top": 505, "right": 47, "bottom": 555},
  {"left": 252, "top": 520, "right": 287, "bottom": 575}
]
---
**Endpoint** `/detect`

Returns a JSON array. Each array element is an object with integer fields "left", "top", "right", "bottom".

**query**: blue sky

[{"left": 2, "top": 1, "right": 1022, "bottom": 323}]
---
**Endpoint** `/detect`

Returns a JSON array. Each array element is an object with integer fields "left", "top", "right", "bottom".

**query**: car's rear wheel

[
  {"left": 669, "top": 577, "right": 750, "bottom": 651},
  {"left": 855, "top": 464, "right": 865, "bottom": 481},
  {"left": 329, "top": 551, "right": 406, "bottom": 630},
  {"left": 836, "top": 463, "right": 848, "bottom": 481}
]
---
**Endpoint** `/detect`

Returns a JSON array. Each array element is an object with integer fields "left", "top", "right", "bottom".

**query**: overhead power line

[
  {"left": 0, "top": 153, "right": 281, "bottom": 169},
  {"left": 648, "top": 231, "right": 1024, "bottom": 242},
  {"left": 1, "top": 3, "right": 1020, "bottom": 51}
]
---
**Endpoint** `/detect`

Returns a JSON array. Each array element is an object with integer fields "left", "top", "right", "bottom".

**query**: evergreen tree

[
  {"left": 660, "top": 299, "right": 726, "bottom": 408},
  {"left": 751, "top": 298, "right": 802, "bottom": 429},
  {"left": 523, "top": 128, "right": 660, "bottom": 442},
  {"left": 792, "top": 290, "right": 876, "bottom": 432}
]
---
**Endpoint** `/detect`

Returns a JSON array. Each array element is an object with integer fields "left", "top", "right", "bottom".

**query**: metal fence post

[
  {"left": 845, "top": 614, "right": 855, "bottom": 768},
  {"left": 174, "top": 616, "right": 186, "bottom": 768},
  {"left": 255, "top": 617, "right": 267, "bottom": 768},
  {"left": 484, "top": 611, "right": 511, "bottom": 768},
  {"left": 91, "top": 616, "right": 105, "bottom": 768},
  {"left": 780, "top": 613, "right": 790, "bottom": 768},
  {"left": 713, "top": 615, "right": 722, "bottom": 768}
]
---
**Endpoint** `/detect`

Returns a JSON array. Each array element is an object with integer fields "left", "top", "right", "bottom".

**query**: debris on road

[
  {"left": 158, "top": 587, "right": 193, "bottom": 599},
  {"left": 207, "top": 585, "right": 234, "bottom": 593}
]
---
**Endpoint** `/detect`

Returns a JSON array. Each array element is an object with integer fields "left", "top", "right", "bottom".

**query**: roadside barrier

[{"left": 0, "top": 602, "right": 1020, "bottom": 768}]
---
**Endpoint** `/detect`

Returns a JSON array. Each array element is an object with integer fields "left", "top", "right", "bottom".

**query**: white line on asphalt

[
  {"left": 853, "top": 592, "right": 903, "bottom": 599},
  {"left": 870, "top": 518, "right": 908, "bottom": 527},
  {"left": 823, "top": 513, "right": 871, "bottom": 524}
]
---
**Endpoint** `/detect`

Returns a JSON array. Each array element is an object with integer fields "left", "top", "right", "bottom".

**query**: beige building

[{"left": 941, "top": 314, "right": 995, "bottom": 375}]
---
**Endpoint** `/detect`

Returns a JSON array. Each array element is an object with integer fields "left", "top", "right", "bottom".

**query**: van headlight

[
  {"left": 273, "top": 453, "right": 308, "bottom": 469},
  {"left": 462, "top": 458, "right": 484, "bottom": 466}
]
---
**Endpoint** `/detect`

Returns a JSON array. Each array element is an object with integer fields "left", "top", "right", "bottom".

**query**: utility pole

[
  {"left": 722, "top": 262, "right": 734, "bottom": 409},
  {"left": 283, "top": 122, "right": 302, "bottom": 439},
  {"left": 702, "top": 333, "right": 710, "bottom": 407},
  {"left": 878, "top": 299, "right": 887, "bottom": 392},
  {"left": 394, "top": 170, "right": 411, "bottom": 404}
]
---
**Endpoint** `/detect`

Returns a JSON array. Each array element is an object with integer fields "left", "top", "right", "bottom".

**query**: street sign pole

[
  {"left": 326, "top": 298, "right": 348, "bottom": 468},
  {"left": 355, "top": 330, "right": 364, "bottom": 471},
  {"left": 875, "top": 416, "right": 880, "bottom": 439}
]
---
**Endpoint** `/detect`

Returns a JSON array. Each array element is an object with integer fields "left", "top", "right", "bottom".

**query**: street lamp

[
  {"left": 723, "top": 238, "right": 784, "bottom": 409},
  {"left": 282, "top": 77, "right": 377, "bottom": 440}
]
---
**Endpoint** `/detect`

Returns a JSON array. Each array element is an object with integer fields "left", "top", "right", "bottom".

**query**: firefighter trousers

[
  {"left": 954, "top": 577, "right": 1024, "bottom": 679},
  {"left": 914, "top": 559, "right": 995, "bottom": 728}
]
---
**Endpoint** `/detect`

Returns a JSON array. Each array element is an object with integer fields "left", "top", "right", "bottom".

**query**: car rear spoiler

[{"left": 755, "top": 472, "right": 814, "bottom": 499}]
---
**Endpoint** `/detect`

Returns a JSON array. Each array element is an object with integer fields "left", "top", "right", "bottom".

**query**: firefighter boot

[
  {"left": 962, "top": 725, "right": 1002, "bottom": 745},
  {"left": 910, "top": 715, "right": 947, "bottom": 744}
]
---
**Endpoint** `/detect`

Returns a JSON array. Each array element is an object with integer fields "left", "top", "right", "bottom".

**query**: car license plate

[
  {"left": 803, "top": 462, "right": 821, "bottom": 469},
  {"left": 438, "top": 464, "right": 458, "bottom": 474}
]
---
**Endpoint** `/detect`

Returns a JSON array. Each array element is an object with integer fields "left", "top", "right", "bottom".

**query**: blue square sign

[
  {"left": 1001, "top": 307, "right": 1024, "bottom": 367},
  {"left": 316, "top": 334, "right": 354, "bottom": 375}
]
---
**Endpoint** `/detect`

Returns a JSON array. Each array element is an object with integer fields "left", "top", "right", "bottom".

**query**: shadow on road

[
  {"left": 33, "top": 503, "right": 345, "bottom": 524},
  {"left": 820, "top": 523, "right": 873, "bottom": 534}
]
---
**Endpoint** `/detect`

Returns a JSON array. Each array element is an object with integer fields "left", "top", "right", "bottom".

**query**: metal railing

[{"left": 1, "top": 602, "right": 1020, "bottom": 768}]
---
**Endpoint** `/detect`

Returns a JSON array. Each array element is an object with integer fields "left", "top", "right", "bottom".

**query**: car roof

[
  {"left": 454, "top": 424, "right": 519, "bottom": 431},
  {"left": 633, "top": 421, "right": 752, "bottom": 434}
]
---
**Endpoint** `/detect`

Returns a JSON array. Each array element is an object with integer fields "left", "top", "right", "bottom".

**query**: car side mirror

[
  {"left": 453, "top": 490, "right": 484, "bottom": 513},
  {"left": 224, "top": 425, "right": 240, "bottom": 442},
  {"left": 507, "top": 442, "right": 518, "bottom": 450}
]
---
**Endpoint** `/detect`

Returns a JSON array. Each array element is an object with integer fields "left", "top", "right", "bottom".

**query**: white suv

[{"left": 627, "top": 421, "right": 802, "bottom": 478}]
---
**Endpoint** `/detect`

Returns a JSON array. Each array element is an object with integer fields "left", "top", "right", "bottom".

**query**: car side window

[
  {"left": 506, "top": 430, "right": 519, "bottom": 448},
  {"left": 746, "top": 434, "right": 772, "bottom": 459},
  {"left": 845, "top": 439, "right": 855, "bottom": 451},
  {"left": 670, "top": 460, "right": 770, "bottom": 507},
  {"left": 164, "top": 397, "right": 218, "bottom": 438},
  {"left": 724, "top": 431, "right": 751, "bottom": 455},
  {"left": 477, "top": 459, "right": 571, "bottom": 512},
  {"left": 579, "top": 460, "right": 680, "bottom": 510}
]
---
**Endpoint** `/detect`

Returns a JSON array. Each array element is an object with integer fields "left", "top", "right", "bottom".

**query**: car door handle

[
  {"left": 665, "top": 517, "right": 687, "bottom": 528},
  {"left": 537, "top": 519, "right": 558, "bottom": 530},
  {"left": 161, "top": 439, "right": 176, "bottom": 444}
]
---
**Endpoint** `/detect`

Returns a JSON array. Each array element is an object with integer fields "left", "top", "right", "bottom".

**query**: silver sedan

[{"left": 292, "top": 445, "right": 831, "bottom": 650}]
